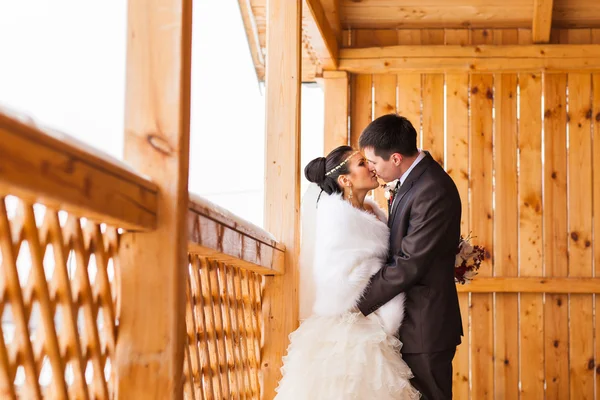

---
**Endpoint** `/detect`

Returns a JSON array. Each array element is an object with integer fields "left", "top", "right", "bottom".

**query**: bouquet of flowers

[{"left": 454, "top": 233, "right": 486, "bottom": 284}]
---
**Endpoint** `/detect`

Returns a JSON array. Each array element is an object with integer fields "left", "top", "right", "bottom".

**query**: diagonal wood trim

[
  {"left": 532, "top": 0, "right": 554, "bottom": 43},
  {"left": 304, "top": 0, "right": 339, "bottom": 69}
]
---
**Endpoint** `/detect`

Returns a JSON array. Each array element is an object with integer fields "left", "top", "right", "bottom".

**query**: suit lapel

[{"left": 388, "top": 151, "right": 435, "bottom": 227}]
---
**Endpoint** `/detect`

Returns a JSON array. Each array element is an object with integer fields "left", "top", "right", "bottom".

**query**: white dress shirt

[
  {"left": 390, "top": 150, "right": 425, "bottom": 212},
  {"left": 399, "top": 149, "right": 425, "bottom": 186}
]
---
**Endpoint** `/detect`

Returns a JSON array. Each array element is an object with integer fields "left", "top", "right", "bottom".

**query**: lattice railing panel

[
  {"left": 184, "top": 255, "right": 263, "bottom": 400},
  {"left": 0, "top": 194, "right": 120, "bottom": 399}
]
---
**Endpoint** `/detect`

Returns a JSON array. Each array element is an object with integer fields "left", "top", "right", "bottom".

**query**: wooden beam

[
  {"left": 237, "top": 0, "right": 265, "bottom": 81},
  {"left": 187, "top": 195, "right": 285, "bottom": 275},
  {"left": 532, "top": 0, "right": 554, "bottom": 43},
  {"left": 116, "top": 0, "right": 193, "bottom": 398},
  {"left": 323, "top": 70, "right": 349, "bottom": 153},
  {"left": 339, "top": 44, "right": 600, "bottom": 73},
  {"left": 304, "top": 0, "right": 339, "bottom": 69},
  {"left": 262, "top": 0, "right": 302, "bottom": 397},
  {"left": 321, "top": 0, "right": 342, "bottom": 44},
  {"left": 0, "top": 110, "right": 158, "bottom": 231},
  {"left": 341, "top": 44, "right": 600, "bottom": 59},
  {"left": 456, "top": 277, "right": 600, "bottom": 294}
]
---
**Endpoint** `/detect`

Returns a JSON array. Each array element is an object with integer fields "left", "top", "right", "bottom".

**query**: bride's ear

[{"left": 337, "top": 174, "right": 351, "bottom": 188}]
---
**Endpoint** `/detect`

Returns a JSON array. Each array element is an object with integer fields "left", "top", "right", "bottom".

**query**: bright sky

[{"left": 0, "top": 0, "right": 324, "bottom": 228}]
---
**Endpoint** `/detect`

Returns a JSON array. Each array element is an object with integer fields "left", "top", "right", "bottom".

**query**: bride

[{"left": 274, "top": 145, "right": 420, "bottom": 399}]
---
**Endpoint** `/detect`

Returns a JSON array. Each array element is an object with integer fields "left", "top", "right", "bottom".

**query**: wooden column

[
  {"left": 323, "top": 71, "right": 349, "bottom": 153},
  {"left": 262, "top": 0, "right": 302, "bottom": 398},
  {"left": 116, "top": 0, "right": 193, "bottom": 398}
]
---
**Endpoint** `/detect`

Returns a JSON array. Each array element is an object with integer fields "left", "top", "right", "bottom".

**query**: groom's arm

[{"left": 357, "top": 186, "right": 457, "bottom": 316}]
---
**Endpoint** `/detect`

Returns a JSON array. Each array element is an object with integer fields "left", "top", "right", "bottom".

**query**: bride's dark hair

[{"left": 304, "top": 145, "right": 354, "bottom": 195}]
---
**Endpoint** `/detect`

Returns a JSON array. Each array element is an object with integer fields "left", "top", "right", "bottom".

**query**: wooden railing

[
  {"left": 0, "top": 107, "right": 157, "bottom": 399},
  {"left": 184, "top": 197, "right": 285, "bottom": 399},
  {"left": 0, "top": 107, "right": 284, "bottom": 398},
  {"left": 0, "top": 194, "right": 121, "bottom": 399}
]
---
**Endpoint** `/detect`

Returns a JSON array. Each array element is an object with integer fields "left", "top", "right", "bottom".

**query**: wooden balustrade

[
  {"left": 0, "top": 107, "right": 140, "bottom": 399},
  {"left": 0, "top": 108, "right": 284, "bottom": 399}
]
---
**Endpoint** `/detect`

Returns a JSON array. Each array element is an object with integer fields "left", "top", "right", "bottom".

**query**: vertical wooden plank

[
  {"left": 350, "top": 75, "right": 372, "bottom": 149},
  {"left": 372, "top": 72, "right": 397, "bottom": 208},
  {"left": 351, "top": 29, "right": 397, "bottom": 151},
  {"left": 323, "top": 71, "right": 349, "bottom": 153},
  {"left": 492, "top": 27, "right": 520, "bottom": 399},
  {"left": 593, "top": 30, "right": 600, "bottom": 393},
  {"left": 567, "top": 29, "right": 592, "bottom": 44},
  {"left": 421, "top": 30, "right": 445, "bottom": 165},
  {"left": 396, "top": 31, "right": 422, "bottom": 152},
  {"left": 519, "top": 29, "right": 534, "bottom": 44},
  {"left": 518, "top": 72, "right": 545, "bottom": 399},
  {"left": 470, "top": 28, "right": 495, "bottom": 400},
  {"left": 567, "top": 72, "right": 594, "bottom": 400},
  {"left": 420, "top": 29, "right": 445, "bottom": 47},
  {"left": 445, "top": 28, "right": 470, "bottom": 400},
  {"left": 373, "top": 74, "right": 396, "bottom": 119},
  {"left": 116, "top": 0, "right": 192, "bottom": 397},
  {"left": 355, "top": 30, "right": 401, "bottom": 207},
  {"left": 397, "top": 29, "right": 423, "bottom": 46},
  {"left": 354, "top": 29, "right": 398, "bottom": 47},
  {"left": 543, "top": 74, "right": 570, "bottom": 400},
  {"left": 262, "top": 0, "right": 302, "bottom": 398}
]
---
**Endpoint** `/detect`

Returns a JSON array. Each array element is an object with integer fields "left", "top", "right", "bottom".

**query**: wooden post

[
  {"left": 261, "top": 0, "right": 302, "bottom": 398},
  {"left": 323, "top": 71, "right": 349, "bottom": 153},
  {"left": 116, "top": 0, "right": 193, "bottom": 398}
]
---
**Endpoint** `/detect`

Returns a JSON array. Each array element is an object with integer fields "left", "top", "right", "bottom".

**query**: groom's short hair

[{"left": 358, "top": 113, "right": 418, "bottom": 160}]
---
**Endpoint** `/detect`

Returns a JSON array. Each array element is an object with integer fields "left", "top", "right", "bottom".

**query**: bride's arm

[{"left": 313, "top": 257, "right": 380, "bottom": 315}]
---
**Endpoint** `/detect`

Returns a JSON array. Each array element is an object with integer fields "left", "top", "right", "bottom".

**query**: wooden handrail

[
  {"left": 0, "top": 108, "right": 158, "bottom": 231},
  {"left": 456, "top": 277, "right": 600, "bottom": 293},
  {"left": 188, "top": 194, "right": 285, "bottom": 275}
]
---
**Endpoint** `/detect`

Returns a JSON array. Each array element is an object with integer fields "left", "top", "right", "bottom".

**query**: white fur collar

[{"left": 299, "top": 192, "right": 406, "bottom": 335}]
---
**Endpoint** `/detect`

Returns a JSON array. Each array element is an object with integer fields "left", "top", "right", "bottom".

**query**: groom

[{"left": 357, "top": 114, "right": 463, "bottom": 400}]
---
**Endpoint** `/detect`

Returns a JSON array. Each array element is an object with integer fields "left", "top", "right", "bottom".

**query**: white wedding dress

[{"left": 274, "top": 186, "right": 420, "bottom": 400}]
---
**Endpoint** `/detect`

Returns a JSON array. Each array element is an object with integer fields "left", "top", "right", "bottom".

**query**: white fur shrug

[{"left": 301, "top": 192, "right": 405, "bottom": 335}]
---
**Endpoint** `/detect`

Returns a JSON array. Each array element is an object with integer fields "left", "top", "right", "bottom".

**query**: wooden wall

[{"left": 340, "top": 28, "right": 600, "bottom": 400}]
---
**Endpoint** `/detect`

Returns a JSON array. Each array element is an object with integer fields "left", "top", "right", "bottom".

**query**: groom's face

[{"left": 363, "top": 147, "right": 402, "bottom": 183}]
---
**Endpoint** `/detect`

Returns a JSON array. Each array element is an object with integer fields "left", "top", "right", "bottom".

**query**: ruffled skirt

[{"left": 274, "top": 312, "right": 420, "bottom": 399}]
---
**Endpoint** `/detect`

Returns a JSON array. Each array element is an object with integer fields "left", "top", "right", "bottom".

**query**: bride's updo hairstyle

[{"left": 305, "top": 145, "right": 354, "bottom": 195}]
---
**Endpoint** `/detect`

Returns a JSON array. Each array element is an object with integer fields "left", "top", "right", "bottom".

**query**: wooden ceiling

[
  {"left": 339, "top": 0, "right": 598, "bottom": 29},
  {"left": 238, "top": 0, "right": 600, "bottom": 82}
]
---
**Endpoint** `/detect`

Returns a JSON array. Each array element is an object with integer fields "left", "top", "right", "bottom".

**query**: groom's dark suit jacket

[{"left": 358, "top": 151, "right": 463, "bottom": 354}]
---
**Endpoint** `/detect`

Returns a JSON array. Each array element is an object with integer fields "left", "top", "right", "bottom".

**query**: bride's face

[{"left": 340, "top": 153, "right": 380, "bottom": 191}]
